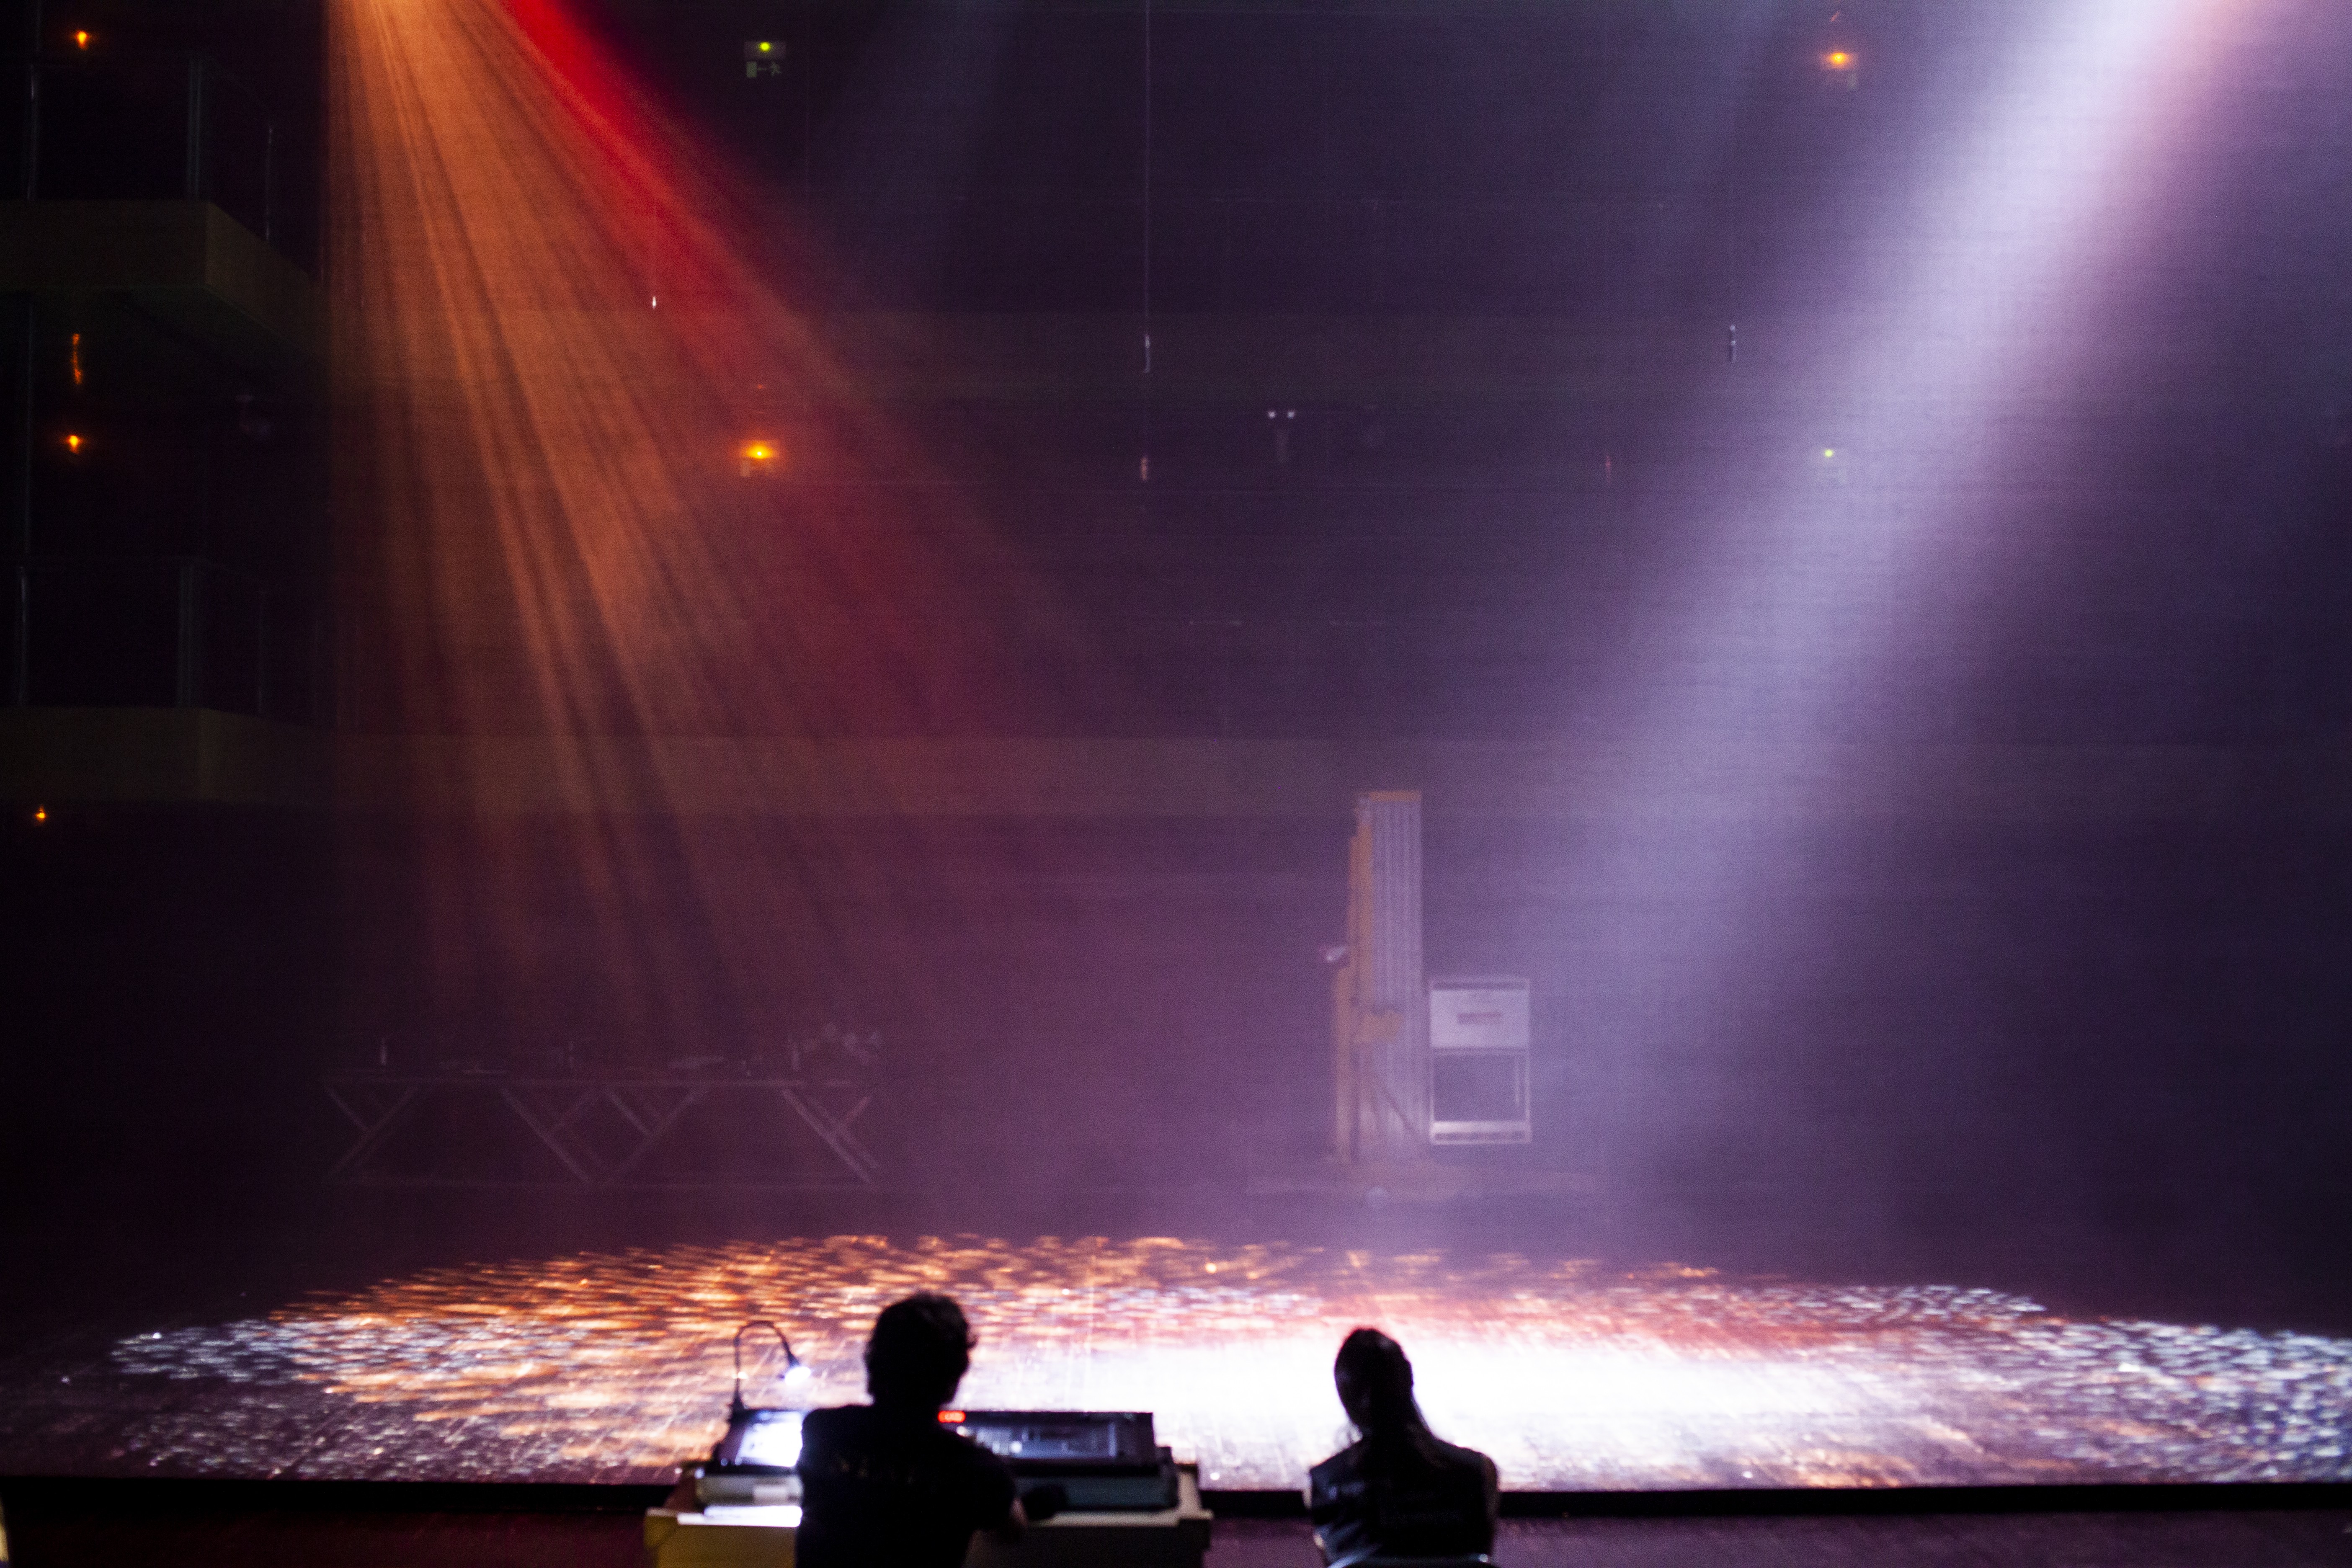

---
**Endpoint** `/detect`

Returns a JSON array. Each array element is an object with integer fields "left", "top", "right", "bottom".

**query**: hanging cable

[{"left": 1140, "top": 0, "right": 1153, "bottom": 483}]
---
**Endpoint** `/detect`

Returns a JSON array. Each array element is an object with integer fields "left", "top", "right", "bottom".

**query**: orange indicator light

[
  {"left": 32, "top": 807, "right": 47, "bottom": 823},
  {"left": 739, "top": 439, "right": 781, "bottom": 476},
  {"left": 1824, "top": 50, "right": 1853, "bottom": 70},
  {"left": 71, "top": 331, "right": 83, "bottom": 387},
  {"left": 938, "top": 1410, "right": 964, "bottom": 1424},
  {"left": 64, "top": 433, "right": 83, "bottom": 453},
  {"left": 74, "top": 30, "right": 90, "bottom": 49}
]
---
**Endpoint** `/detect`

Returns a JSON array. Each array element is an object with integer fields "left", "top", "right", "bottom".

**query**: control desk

[{"left": 647, "top": 1408, "right": 1212, "bottom": 1568}]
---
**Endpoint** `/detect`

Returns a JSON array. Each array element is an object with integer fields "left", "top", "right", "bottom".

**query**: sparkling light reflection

[{"left": 68, "top": 1238, "right": 2352, "bottom": 1488}]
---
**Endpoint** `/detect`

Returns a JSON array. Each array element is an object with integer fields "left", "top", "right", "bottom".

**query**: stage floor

[{"left": 5, "top": 1235, "right": 2350, "bottom": 1490}]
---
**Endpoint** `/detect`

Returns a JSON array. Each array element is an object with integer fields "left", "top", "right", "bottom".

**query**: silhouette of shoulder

[
  {"left": 796, "top": 1404, "right": 1017, "bottom": 1568},
  {"left": 1310, "top": 1432, "right": 1498, "bottom": 1565}
]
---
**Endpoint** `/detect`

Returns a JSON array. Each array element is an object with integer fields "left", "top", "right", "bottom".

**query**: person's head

[
  {"left": 864, "top": 1293, "right": 975, "bottom": 1411},
  {"left": 1334, "top": 1326, "right": 1425, "bottom": 1437}
]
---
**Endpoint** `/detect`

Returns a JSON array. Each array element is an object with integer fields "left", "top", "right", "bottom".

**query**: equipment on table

[{"left": 941, "top": 1409, "right": 1180, "bottom": 1512}]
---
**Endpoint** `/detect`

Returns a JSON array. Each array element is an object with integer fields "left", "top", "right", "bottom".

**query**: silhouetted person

[
  {"left": 796, "top": 1293, "right": 1025, "bottom": 1568},
  {"left": 1309, "top": 1327, "right": 1500, "bottom": 1567}
]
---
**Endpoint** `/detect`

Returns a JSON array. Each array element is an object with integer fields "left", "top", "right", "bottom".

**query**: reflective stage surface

[{"left": 8, "top": 1236, "right": 2352, "bottom": 1489}]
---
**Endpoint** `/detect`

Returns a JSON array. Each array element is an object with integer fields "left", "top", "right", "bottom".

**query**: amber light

[
  {"left": 1824, "top": 50, "right": 1854, "bottom": 70},
  {"left": 63, "top": 433, "right": 83, "bottom": 454},
  {"left": 937, "top": 1410, "right": 964, "bottom": 1424},
  {"left": 738, "top": 439, "right": 781, "bottom": 476},
  {"left": 32, "top": 807, "right": 47, "bottom": 823},
  {"left": 73, "top": 30, "right": 90, "bottom": 49}
]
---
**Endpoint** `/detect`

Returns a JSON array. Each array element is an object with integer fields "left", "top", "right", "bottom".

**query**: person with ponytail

[{"left": 1308, "top": 1327, "right": 1501, "bottom": 1566}]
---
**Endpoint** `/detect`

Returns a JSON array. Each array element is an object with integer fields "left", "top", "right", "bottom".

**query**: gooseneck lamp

[{"left": 731, "top": 1320, "right": 812, "bottom": 1416}]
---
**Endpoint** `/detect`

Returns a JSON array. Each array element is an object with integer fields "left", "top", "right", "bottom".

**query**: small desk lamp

[
  {"left": 700, "top": 1320, "right": 815, "bottom": 1506},
  {"left": 730, "top": 1320, "right": 812, "bottom": 1416}
]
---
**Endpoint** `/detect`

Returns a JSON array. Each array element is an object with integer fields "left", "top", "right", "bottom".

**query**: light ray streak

[
  {"left": 1555, "top": 1, "right": 2246, "bottom": 1168},
  {"left": 1641, "top": 0, "right": 2235, "bottom": 747},
  {"left": 329, "top": 0, "right": 1105, "bottom": 1050}
]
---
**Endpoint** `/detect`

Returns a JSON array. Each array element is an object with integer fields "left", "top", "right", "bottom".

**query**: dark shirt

[
  {"left": 796, "top": 1403, "right": 1019, "bottom": 1568},
  {"left": 1309, "top": 1429, "right": 1499, "bottom": 1568}
]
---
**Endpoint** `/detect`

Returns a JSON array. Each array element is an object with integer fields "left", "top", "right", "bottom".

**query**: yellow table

[{"left": 644, "top": 1466, "right": 1213, "bottom": 1568}]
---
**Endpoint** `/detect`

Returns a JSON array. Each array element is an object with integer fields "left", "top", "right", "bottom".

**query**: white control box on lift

[{"left": 1427, "top": 977, "right": 1532, "bottom": 1145}]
